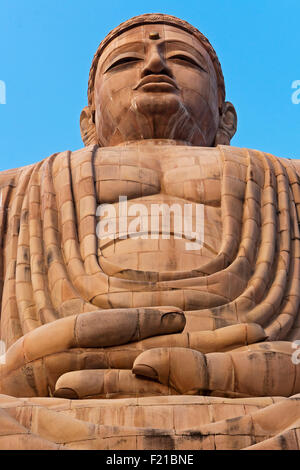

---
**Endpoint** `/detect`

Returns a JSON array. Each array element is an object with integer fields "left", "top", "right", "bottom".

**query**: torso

[{"left": 93, "top": 143, "right": 223, "bottom": 274}]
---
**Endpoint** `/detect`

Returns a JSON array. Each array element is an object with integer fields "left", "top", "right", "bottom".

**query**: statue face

[{"left": 94, "top": 24, "right": 220, "bottom": 146}]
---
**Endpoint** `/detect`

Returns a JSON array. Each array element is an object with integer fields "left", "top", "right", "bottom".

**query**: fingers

[
  {"left": 5, "top": 316, "right": 77, "bottom": 367},
  {"left": 4, "top": 314, "right": 260, "bottom": 372},
  {"left": 1, "top": 347, "right": 144, "bottom": 397},
  {"left": 74, "top": 306, "right": 185, "bottom": 347},
  {"left": 133, "top": 347, "right": 208, "bottom": 394},
  {"left": 80, "top": 322, "right": 266, "bottom": 376},
  {"left": 42, "top": 348, "right": 145, "bottom": 395},
  {"left": 133, "top": 343, "right": 300, "bottom": 397},
  {"left": 5, "top": 306, "right": 185, "bottom": 368},
  {"left": 3, "top": 306, "right": 184, "bottom": 397},
  {"left": 53, "top": 369, "right": 177, "bottom": 399},
  {"left": 188, "top": 323, "right": 267, "bottom": 352},
  {"left": 124, "top": 322, "right": 266, "bottom": 354},
  {"left": 230, "top": 340, "right": 295, "bottom": 354}
]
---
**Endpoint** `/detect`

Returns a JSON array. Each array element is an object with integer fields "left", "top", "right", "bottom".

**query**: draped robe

[{"left": 0, "top": 144, "right": 299, "bottom": 449}]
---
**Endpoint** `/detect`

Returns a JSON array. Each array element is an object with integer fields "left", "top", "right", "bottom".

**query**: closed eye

[
  {"left": 168, "top": 54, "right": 207, "bottom": 72},
  {"left": 105, "top": 56, "right": 142, "bottom": 73}
]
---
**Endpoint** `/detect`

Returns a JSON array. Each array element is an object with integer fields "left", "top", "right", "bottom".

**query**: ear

[
  {"left": 214, "top": 101, "right": 237, "bottom": 146},
  {"left": 80, "top": 106, "right": 98, "bottom": 146}
]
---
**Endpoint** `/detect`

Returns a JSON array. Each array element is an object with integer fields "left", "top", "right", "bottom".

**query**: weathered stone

[{"left": 0, "top": 13, "right": 299, "bottom": 450}]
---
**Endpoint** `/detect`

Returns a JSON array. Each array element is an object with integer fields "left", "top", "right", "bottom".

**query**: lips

[{"left": 134, "top": 74, "right": 178, "bottom": 91}]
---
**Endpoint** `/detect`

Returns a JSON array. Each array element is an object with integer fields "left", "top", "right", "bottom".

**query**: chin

[{"left": 135, "top": 92, "right": 181, "bottom": 116}]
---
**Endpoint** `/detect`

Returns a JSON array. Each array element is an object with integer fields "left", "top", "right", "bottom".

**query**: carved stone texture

[{"left": 0, "top": 13, "right": 299, "bottom": 450}]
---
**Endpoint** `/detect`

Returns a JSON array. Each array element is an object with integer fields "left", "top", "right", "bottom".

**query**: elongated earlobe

[
  {"left": 214, "top": 101, "right": 237, "bottom": 146},
  {"left": 80, "top": 106, "right": 98, "bottom": 146}
]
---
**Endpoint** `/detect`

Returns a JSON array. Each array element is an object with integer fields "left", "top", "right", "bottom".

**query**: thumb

[{"left": 132, "top": 347, "right": 208, "bottom": 394}]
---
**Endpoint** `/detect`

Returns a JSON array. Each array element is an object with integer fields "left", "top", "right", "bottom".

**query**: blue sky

[{"left": 0, "top": 0, "right": 299, "bottom": 171}]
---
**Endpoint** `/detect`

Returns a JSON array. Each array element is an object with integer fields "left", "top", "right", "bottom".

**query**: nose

[{"left": 141, "top": 46, "right": 173, "bottom": 78}]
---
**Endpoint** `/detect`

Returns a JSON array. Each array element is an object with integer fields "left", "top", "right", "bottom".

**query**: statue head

[{"left": 80, "top": 13, "right": 237, "bottom": 147}]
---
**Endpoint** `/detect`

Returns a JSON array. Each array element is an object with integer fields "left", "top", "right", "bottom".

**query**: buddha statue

[{"left": 0, "top": 13, "right": 299, "bottom": 450}]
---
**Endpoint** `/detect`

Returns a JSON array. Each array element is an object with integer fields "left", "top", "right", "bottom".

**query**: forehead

[{"left": 98, "top": 23, "right": 211, "bottom": 65}]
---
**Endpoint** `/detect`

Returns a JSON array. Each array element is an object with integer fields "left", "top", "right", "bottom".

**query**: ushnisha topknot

[{"left": 87, "top": 13, "right": 225, "bottom": 111}]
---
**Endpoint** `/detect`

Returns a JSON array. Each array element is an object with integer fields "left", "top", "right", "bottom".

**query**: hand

[
  {"left": 53, "top": 322, "right": 267, "bottom": 399},
  {"left": 0, "top": 306, "right": 184, "bottom": 397}
]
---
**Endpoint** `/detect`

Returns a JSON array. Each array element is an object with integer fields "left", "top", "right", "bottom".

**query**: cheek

[
  {"left": 95, "top": 67, "right": 142, "bottom": 107},
  {"left": 172, "top": 65, "right": 211, "bottom": 102},
  {"left": 175, "top": 66, "right": 219, "bottom": 130},
  {"left": 94, "top": 75, "right": 141, "bottom": 137},
  {"left": 181, "top": 88, "right": 219, "bottom": 141},
  {"left": 181, "top": 86, "right": 218, "bottom": 127}
]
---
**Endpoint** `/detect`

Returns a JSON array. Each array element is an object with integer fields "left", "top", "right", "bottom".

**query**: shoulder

[
  {"left": 220, "top": 145, "right": 300, "bottom": 172},
  {"left": 0, "top": 166, "right": 29, "bottom": 189},
  {"left": 285, "top": 158, "right": 300, "bottom": 176}
]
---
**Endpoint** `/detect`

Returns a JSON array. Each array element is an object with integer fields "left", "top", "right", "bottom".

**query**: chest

[{"left": 93, "top": 146, "right": 222, "bottom": 207}]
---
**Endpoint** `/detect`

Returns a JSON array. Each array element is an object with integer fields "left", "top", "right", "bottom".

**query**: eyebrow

[
  {"left": 100, "top": 38, "right": 209, "bottom": 71},
  {"left": 100, "top": 41, "right": 145, "bottom": 70},
  {"left": 164, "top": 39, "right": 208, "bottom": 68}
]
